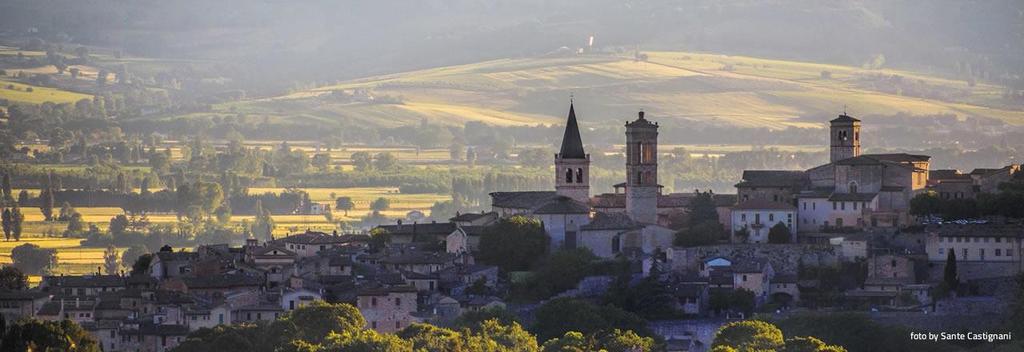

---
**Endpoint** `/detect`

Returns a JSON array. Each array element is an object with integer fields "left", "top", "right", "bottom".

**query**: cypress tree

[
  {"left": 944, "top": 249, "right": 958, "bottom": 291},
  {"left": 1, "top": 173, "right": 11, "bottom": 203}
]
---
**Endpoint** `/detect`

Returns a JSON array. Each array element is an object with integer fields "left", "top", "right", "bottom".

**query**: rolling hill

[{"left": 208, "top": 51, "right": 1024, "bottom": 130}]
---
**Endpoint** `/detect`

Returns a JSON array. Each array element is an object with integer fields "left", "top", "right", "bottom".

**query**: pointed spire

[{"left": 559, "top": 101, "right": 586, "bottom": 159}]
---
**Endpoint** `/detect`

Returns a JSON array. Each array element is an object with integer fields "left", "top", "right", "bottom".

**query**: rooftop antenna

[{"left": 843, "top": 104, "right": 847, "bottom": 116}]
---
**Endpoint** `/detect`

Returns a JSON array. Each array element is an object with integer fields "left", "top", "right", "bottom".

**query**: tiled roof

[
  {"left": 930, "top": 169, "right": 969, "bottom": 180},
  {"left": 155, "top": 251, "right": 199, "bottom": 262},
  {"left": 830, "top": 114, "right": 860, "bottom": 123},
  {"left": 280, "top": 231, "right": 368, "bottom": 245},
  {"left": 732, "top": 258, "right": 770, "bottom": 274},
  {"left": 42, "top": 275, "right": 125, "bottom": 288},
  {"left": 928, "top": 223, "right": 1024, "bottom": 238},
  {"left": 489, "top": 191, "right": 558, "bottom": 209},
  {"left": 828, "top": 193, "right": 878, "bottom": 202},
  {"left": 183, "top": 274, "right": 263, "bottom": 289},
  {"left": 381, "top": 251, "right": 455, "bottom": 265},
  {"left": 732, "top": 199, "right": 795, "bottom": 211},
  {"left": 580, "top": 212, "right": 644, "bottom": 231},
  {"left": 450, "top": 212, "right": 496, "bottom": 222},
  {"left": 356, "top": 284, "right": 418, "bottom": 296},
  {"left": 735, "top": 170, "right": 807, "bottom": 188},
  {"left": 0, "top": 290, "right": 50, "bottom": 300},
  {"left": 532, "top": 196, "right": 590, "bottom": 214},
  {"left": 591, "top": 193, "right": 695, "bottom": 208},
  {"left": 376, "top": 222, "right": 457, "bottom": 236},
  {"left": 835, "top": 153, "right": 930, "bottom": 166},
  {"left": 136, "top": 323, "right": 191, "bottom": 336}
]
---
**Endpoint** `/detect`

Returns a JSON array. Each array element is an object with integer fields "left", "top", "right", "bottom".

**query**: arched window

[
  {"left": 576, "top": 168, "right": 583, "bottom": 183},
  {"left": 565, "top": 168, "right": 573, "bottom": 183},
  {"left": 612, "top": 235, "right": 621, "bottom": 253},
  {"left": 848, "top": 181, "right": 858, "bottom": 193}
]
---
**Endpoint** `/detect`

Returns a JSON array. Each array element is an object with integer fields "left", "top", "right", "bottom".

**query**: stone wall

[
  {"left": 668, "top": 244, "right": 839, "bottom": 275},
  {"left": 926, "top": 261, "right": 1024, "bottom": 282}
]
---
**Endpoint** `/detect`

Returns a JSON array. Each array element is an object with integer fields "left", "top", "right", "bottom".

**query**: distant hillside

[{"left": 213, "top": 51, "right": 1024, "bottom": 130}]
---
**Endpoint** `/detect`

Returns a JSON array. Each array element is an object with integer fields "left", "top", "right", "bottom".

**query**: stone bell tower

[
  {"left": 830, "top": 113, "right": 861, "bottom": 163},
  {"left": 555, "top": 101, "right": 590, "bottom": 204},
  {"left": 625, "top": 111, "right": 659, "bottom": 224}
]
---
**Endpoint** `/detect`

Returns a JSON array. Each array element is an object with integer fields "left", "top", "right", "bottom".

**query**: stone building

[
  {"left": 730, "top": 199, "right": 796, "bottom": 243},
  {"left": 356, "top": 285, "right": 418, "bottom": 333}
]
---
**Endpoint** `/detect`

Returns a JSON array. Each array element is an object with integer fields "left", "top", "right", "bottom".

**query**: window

[
  {"left": 996, "top": 249, "right": 1002, "bottom": 256},
  {"left": 773, "top": 195, "right": 779, "bottom": 202},
  {"left": 813, "top": 202, "right": 816, "bottom": 210},
  {"left": 980, "top": 249, "right": 985, "bottom": 260},
  {"left": 741, "top": 214, "right": 746, "bottom": 221},
  {"left": 832, "top": 202, "right": 837, "bottom": 210},
  {"left": 755, "top": 214, "right": 760, "bottom": 224},
  {"left": 841, "top": 202, "right": 845, "bottom": 210},
  {"left": 939, "top": 248, "right": 945, "bottom": 255},
  {"left": 372, "top": 321, "right": 377, "bottom": 329},
  {"left": 862, "top": 202, "right": 867, "bottom": 209},
  {"left": 997, "top": 237, "right": 1002, "bottom": 243},
  {"left": 803, "top": 202, "right": 807, "bottom": 210},
  {"left": 963, "top": 248, "right": 968, "bottom": 258},
  {"left": 565, "top": 168, "right": 573, "bottom": 183},
  {"left": 849, "top": 182, "right": 858, "bottom": 193},
  {"left": 289, "top": 300, "right": 295, "bottom": 310},
  {"left": 1008, "top": 249, "right": 1014, "bottom": 257},
  {"left": 769, "top": 214, "right": 774, "bottom": 222},
  {"left": 395, "top": 297, "right": 401, "bottom": 305},
  {"left": 576, "top": 168, "right": 583, "bottom": 183},
  {"left": 742, "top": 275, "right": 748, "bottom": 281},
  {"left": 371, "top": 298, "right": 377, "bottom": 307},
  {"left": 396, "top": 321, "right": 401, "bottom": 330},
  {"left": 891, "top": 260, "right": 897, "bottom": 267},
  {"left": 853, "top": 202, "right": 858, "bottom": 210}
]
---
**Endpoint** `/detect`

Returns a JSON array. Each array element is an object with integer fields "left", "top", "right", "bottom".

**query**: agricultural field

[
  {"left": 0, "top": 78, "right": 93, "bottom": 104},
  {"left": 0, "top": 237, "right": 127, "bottom": 285},
  {"left": 191, "top": 51, "right": 1024, "bottom": 130}
]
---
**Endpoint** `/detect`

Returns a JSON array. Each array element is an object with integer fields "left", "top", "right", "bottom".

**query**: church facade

[{"left": 488, "top": 103, "right": 678, "bottom": 259}]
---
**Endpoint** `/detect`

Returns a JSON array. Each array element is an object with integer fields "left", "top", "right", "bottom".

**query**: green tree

[
  {"left": 675, "top": 221, "right": 724, "bottom": 247},
  {"left": 279, "top": 300, "right": 366, "bottom": 345},
  {"left": 541, "top": 331, "right": 590, "bottom": 352},
  {"left": 0, "top": 266, "right": 28, "bottom": 290},
  {"left": 311, "top": 153, "right": 331, "bottom": 171},
  {"left": 65, "top": 212, "right": 85, "bottom": 235},
  {"left": 944, "top": 249, "right": 958, "bottom": 292},
  {"left": 122, "top": 245, "right": 148, "bottom": 273},
  {"left": 478, "top": 215, "right": 550, "bottom": 273},
  {"left": 782, "top": 336, "right": 847, "bottom": 352},
  {"left": 110, "top": 214, "right": 130, "bottom": 235},
  {"left": 909, "top": 191, "right": 942, "bottom": 218},
  {"left": 689, "top": 191, "right": 720, "bottom": 226},
  {"left": 768, "top": 222, "right": 791, "bottom": 244},
  {"left": 373, "top": 152, "right": 399, "bottom": 171},
  {"left": 39, "top": 187, "right": 54, "bottom": 222},
  {"left": 525, "top": 248, "right": 597, "bottom": 299},
  {"left": 468, "top": 319, "right": 539, "bottom": 352},
  {"left": 599, "top": 329, "right": 657, "bottom": 352},
  {"left": 398, "top": 323, "right": 464, "bottom": 352},
  {"left": 452, "top": 306, "right": 520, "bottom": 330},
  {"left": 252, "top": 200, "right": 275, "bottom": 241},
  {"left": 2, "top": 208, "right": 11, "bottom": 241},
  {"left": 11, "top": 205, "right": 23, "bottom": 241},
  {"left": 712, "top": 320, "right": 784, "bottom": 351},
  {"left": 370, "top": 197, "right": 391, "bottom": 212},
  {"left": 335, "top": 197, "right": 354, "bottom": 216},
  {"left": 0, "top": 319, "right": 101, "bottom": 352},
  {"left": 11, "top": 243, "right": 57, "bottom": 275},
  {"left": 351, "top": 151, "right": 373, "bottom": 171},
  {"left": 58, "top": 201, "right": 76, "bottom": 221},
  {"left": 1, "top": 173, "right": 11, "bottom": 202},
  {"left": 311, "top": 329, "right": 412, "bottom": 352},
  {"left": 532, "top": 298, "right": 649, "bottom": 342}
]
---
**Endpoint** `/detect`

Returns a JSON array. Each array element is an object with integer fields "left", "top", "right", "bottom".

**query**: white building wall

[{"left": 731, "top": 209, "right": 795, "bottom": 243}]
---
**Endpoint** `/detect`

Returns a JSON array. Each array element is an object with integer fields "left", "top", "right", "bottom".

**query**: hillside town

[{"left": 1, "top": 103, "right": 1023, "bottom": 352}]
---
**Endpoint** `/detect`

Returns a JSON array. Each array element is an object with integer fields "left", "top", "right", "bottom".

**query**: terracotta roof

[
  {"left": 735, "top": 170, "right": 807, "bottom": 188},
  {"left": 558, "top": 103, "right": 587, "bottom": 159},
  {"left": 42, "top": 275, "right": 125, "bottom": 288},
  {"left": 532, "top": 196, "right": 590, "bottom": 214},
  {"left": 489, "top": 191, "right": 558, "bottom": 209},
  {"left": 580, "top": 212, "right": 644, "bottom": 231},
  {"left": 280, "top": 231, "right": 367, "bottom": 245},
  {"left": 450, "top": 212, "right": 496, "bottom": 222},
  {"left": 376, "top": 222, "right": 457, "bottom": 236},
  {"left": 732, "top": 258, "right": 770, "bottom": 274},
  {"left": 381, "top": 251, "right": 455, "bottom": 265},
  {"left": 0, "top": 290, "right": 50, "bottom": 300},
  {"left": 930, "top": 169, "right": 969, "bottom": 181},
  {"left": 182, "top": 274, "right": 263, "bottom": 289},
  {"left": 828, "top": 193, "right": 878, "bottom": 202},
  {"left": 356, "top": 284, "right": 418, "bottom": 296},
  {"left": 835, "top": 153, "right": 930, "bottom": 166},
  {"left": 830, "top": 114, "right": 860, "bottom": 123},
  {"left": 732, "top": 199, "right": 795, "bottom": 211}
]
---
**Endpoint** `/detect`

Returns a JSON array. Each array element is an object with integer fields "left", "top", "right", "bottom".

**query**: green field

[
  {"left": 0, "top": 79, "right": 92, "bottom": 104},
  {"left": 189, "top": 51, "right": 1024, "bottom": 130}
]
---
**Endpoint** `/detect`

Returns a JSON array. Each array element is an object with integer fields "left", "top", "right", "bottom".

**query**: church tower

[
  {"left": 555, "top": 102, "right": 590, "bottom": 204},
  {"left": 829, "top": 113, "right": 861, "bottom": 163},
  {"left": 625, "top": 111, "right": 659, "bottom": 224}
]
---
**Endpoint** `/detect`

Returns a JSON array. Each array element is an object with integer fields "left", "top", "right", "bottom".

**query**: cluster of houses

[
  {"left": 1, "top": 104, "right": 1021, "bottom": 351},
  {"left": 0, "top": 230, "right": 501, "bottom": 351}
]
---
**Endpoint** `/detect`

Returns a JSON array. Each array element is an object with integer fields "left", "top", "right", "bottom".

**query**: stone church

[
  {"left": 488, "top": 103, "right": 678, "bottom": 258},
  {"left": 734, "top": 113, "right": 931, "bottom": 236}
]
